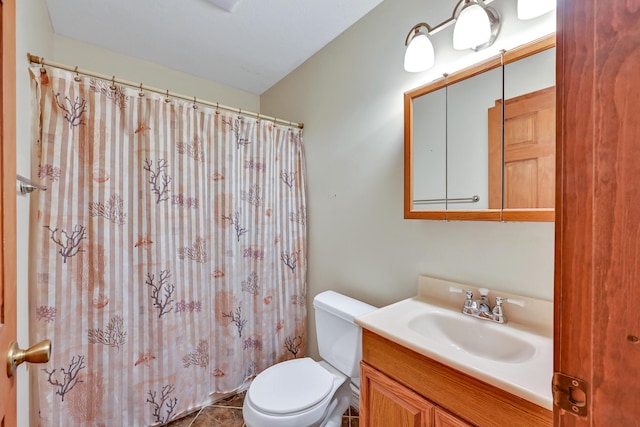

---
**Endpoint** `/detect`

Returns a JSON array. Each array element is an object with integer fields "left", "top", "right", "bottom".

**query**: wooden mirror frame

[{"left": 404, "top": 34, "right": 556, "bottom": 221}]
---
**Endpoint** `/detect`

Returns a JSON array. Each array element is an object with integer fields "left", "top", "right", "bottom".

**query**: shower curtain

[{"left": 29, "top": 67, "right": 307, "bottom": 426}]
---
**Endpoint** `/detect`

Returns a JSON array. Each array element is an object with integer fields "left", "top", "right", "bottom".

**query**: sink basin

[{"left": 408, "top": 311, "right": 536, "bottom": 363}]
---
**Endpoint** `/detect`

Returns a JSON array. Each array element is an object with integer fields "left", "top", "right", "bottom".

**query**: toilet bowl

[
  {"left": 242, "top": 291, "right": 376, "bottom": 427},
  {"left": 243, "top": 358, "right": 351, "bottom": 427}
]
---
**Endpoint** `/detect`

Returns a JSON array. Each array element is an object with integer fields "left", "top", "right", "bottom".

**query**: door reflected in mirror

[{"left": 501, "top": 47, "right": 556, "bottom": 216}]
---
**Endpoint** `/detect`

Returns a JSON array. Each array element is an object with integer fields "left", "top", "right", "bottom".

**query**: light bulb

[
  {"left": 404, "top": 33, "right": 435, "bottom": 72},
  {"left": 453, "top": 4, "right": 491, "bottom": 50}
]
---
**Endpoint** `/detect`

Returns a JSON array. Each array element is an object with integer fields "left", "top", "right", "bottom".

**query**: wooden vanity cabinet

[
  {"left": 360, "top": 362, "right": 436, "bottom": 426},
  {"left": 434, "top": 408, "right": 474, "bottom": 427},
  {"left": 361, "top": 361, "right": 471, "bottom": 427},
  {"left": 360, "top": 329, "right": 552, "bottom": 427}
]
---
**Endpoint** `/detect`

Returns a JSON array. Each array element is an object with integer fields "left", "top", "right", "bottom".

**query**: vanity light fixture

[
  {"left": 517, "top": 0, "right": 556, "bottom": 20},
  {"left": 452, "top": 0, "right": 500, "bottom": 50},
  {"left": 404, "top": 24, "right": 436, "bottom": 72},
  {"left": 404, "top": 0, "right": 501, "bottom": 73}
]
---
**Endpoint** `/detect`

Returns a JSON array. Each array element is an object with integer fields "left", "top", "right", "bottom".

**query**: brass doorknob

[{"left": 6, "top": 339, "right": 51, "bottom": 377}]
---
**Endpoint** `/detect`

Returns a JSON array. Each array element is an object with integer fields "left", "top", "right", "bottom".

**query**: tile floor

[{"left": 165, "top": 391, "right": 360, "bottom": 427}]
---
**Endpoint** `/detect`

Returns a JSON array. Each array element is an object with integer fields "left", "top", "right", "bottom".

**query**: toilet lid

[{"left": 248, "top": 358, "right": 335, "bottom": 414}]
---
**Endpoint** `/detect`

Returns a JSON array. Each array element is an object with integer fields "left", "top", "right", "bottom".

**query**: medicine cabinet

[{"left": 404, "top": 34, "right": 556, "bottom": 221}]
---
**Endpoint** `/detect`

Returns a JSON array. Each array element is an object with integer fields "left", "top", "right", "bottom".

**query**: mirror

[
  {"left": 446, "top": 61, "right": 502, "bottom": 218},
  {"left": 411, "top": 84, "right": 447, "bottom": 212},
  {"left": 501, "top": 45, "right": 556, "bottom": 220},
  {"left": 404, "top": 35, "right": 555, "bottom": 221}
]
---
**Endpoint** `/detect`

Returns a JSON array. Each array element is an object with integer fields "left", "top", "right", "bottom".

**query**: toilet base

[{"left": 319, "top": 380, "right": 352, "bottom": 427}]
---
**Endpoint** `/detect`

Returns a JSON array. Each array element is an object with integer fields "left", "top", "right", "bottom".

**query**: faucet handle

[
  {"left": 494, "top": 296, "right": 525, "bottom": 307},
  {"left": 449, "top": 286, "right": 473, "bottom": 299},
  {"left": 449, "top": 286, "right": 473, "bottom": 300},
  {"left": 450, "top": 286, "right": 474, "bottom": 314},
  {"left": 492, "top": 296, "right": 525, "bottom": 324}
]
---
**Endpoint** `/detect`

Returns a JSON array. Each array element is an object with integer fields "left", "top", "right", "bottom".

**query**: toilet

[{"left": 242, "top": 290, "right": 376, "bottom": 427}]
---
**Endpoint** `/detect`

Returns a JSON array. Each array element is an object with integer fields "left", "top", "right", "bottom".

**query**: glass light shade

[
  {"left": 404, "top": 33, "right": 435, "bottom": 72},
  {"left": 517, "top": 0, "right": 556, "bottom": 20},
  {"left": 453, "top": 4, "right": 491, "bottom": 50}
]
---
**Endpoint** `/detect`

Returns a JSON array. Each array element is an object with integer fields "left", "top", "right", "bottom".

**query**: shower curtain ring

[
  {"left": 192, "top": 96, "right": 198, "bottom": 109},
  {"left": 138, "top": 83, "right": 145, "bottom": 97},
  {"left": 39, "top": 59, "right": 48, "bottom": 83},
  {"left": 164, "top": 90, "right": 171, "bottom": 103},
  {"left": 109, "top": 76, "right": 117, "bottom": 91},
  {"left": 215, "top": 102, "right": 220, "bottom": 114},
  {"left": 73, "top": 66, "right": 81, "bottom": 82}
]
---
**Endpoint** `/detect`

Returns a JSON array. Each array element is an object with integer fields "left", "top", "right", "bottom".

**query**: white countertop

[{"left": 355, "top": 276, "right": 553, "bottom": 410}]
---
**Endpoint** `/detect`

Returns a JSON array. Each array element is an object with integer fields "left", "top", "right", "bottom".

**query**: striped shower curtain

[{"left": 29, "top": 67, "right": 307, "bottom": 426}]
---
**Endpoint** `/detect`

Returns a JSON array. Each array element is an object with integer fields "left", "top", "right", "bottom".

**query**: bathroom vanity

[{"left": 356, "top": 276, "right": 553, "bottom": 427}]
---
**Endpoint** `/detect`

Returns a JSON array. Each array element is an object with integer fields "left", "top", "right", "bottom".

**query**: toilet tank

[{"left": 313, "top": 291, "right": 377, "bottom": 378}]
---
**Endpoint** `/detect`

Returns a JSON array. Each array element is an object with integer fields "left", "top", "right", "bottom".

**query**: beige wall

[
  {"left": 51, "top": 34, "right": 260, "bottom": 112},
  {"left": 261, "top": 0, "right": 557, "bottom": 359}
]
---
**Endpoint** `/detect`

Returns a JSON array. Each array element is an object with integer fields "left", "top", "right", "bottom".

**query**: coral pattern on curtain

[{"left": 29, "top": 67, "right": 307, "bottom": 426}]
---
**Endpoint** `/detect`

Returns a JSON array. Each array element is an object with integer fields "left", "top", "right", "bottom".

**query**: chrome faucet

[
  {"left": 449, "top": 286, "right": 524, "bottom": 324},
  {"left": 476, "top": 288, "right": 492, "bottom": 315}
]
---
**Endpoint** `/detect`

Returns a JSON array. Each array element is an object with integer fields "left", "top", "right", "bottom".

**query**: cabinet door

[
  {"left": 361, "top": 362, "right": 434, "bottom": 427},
  {"left": 434, "top": 407, "right": 473, "bottom": 427}
]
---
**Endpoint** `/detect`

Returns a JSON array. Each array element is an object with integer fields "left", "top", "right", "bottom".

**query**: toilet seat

[{"left": 247, "top": 358, "right": 335, "bottom": 414}]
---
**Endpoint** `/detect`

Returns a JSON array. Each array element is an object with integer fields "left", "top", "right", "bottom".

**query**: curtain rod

[{"left": 27, "top": 53, "right": 304, "bottom": 130}]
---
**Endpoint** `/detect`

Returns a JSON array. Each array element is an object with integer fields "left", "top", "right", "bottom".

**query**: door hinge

[{"left": 552, "top": 372, "right": 588, "bottom": 417}]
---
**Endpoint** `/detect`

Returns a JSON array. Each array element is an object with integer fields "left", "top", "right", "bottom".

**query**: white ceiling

[{"left": 44, "top": 0, "right": 384, "bottom": 95}]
